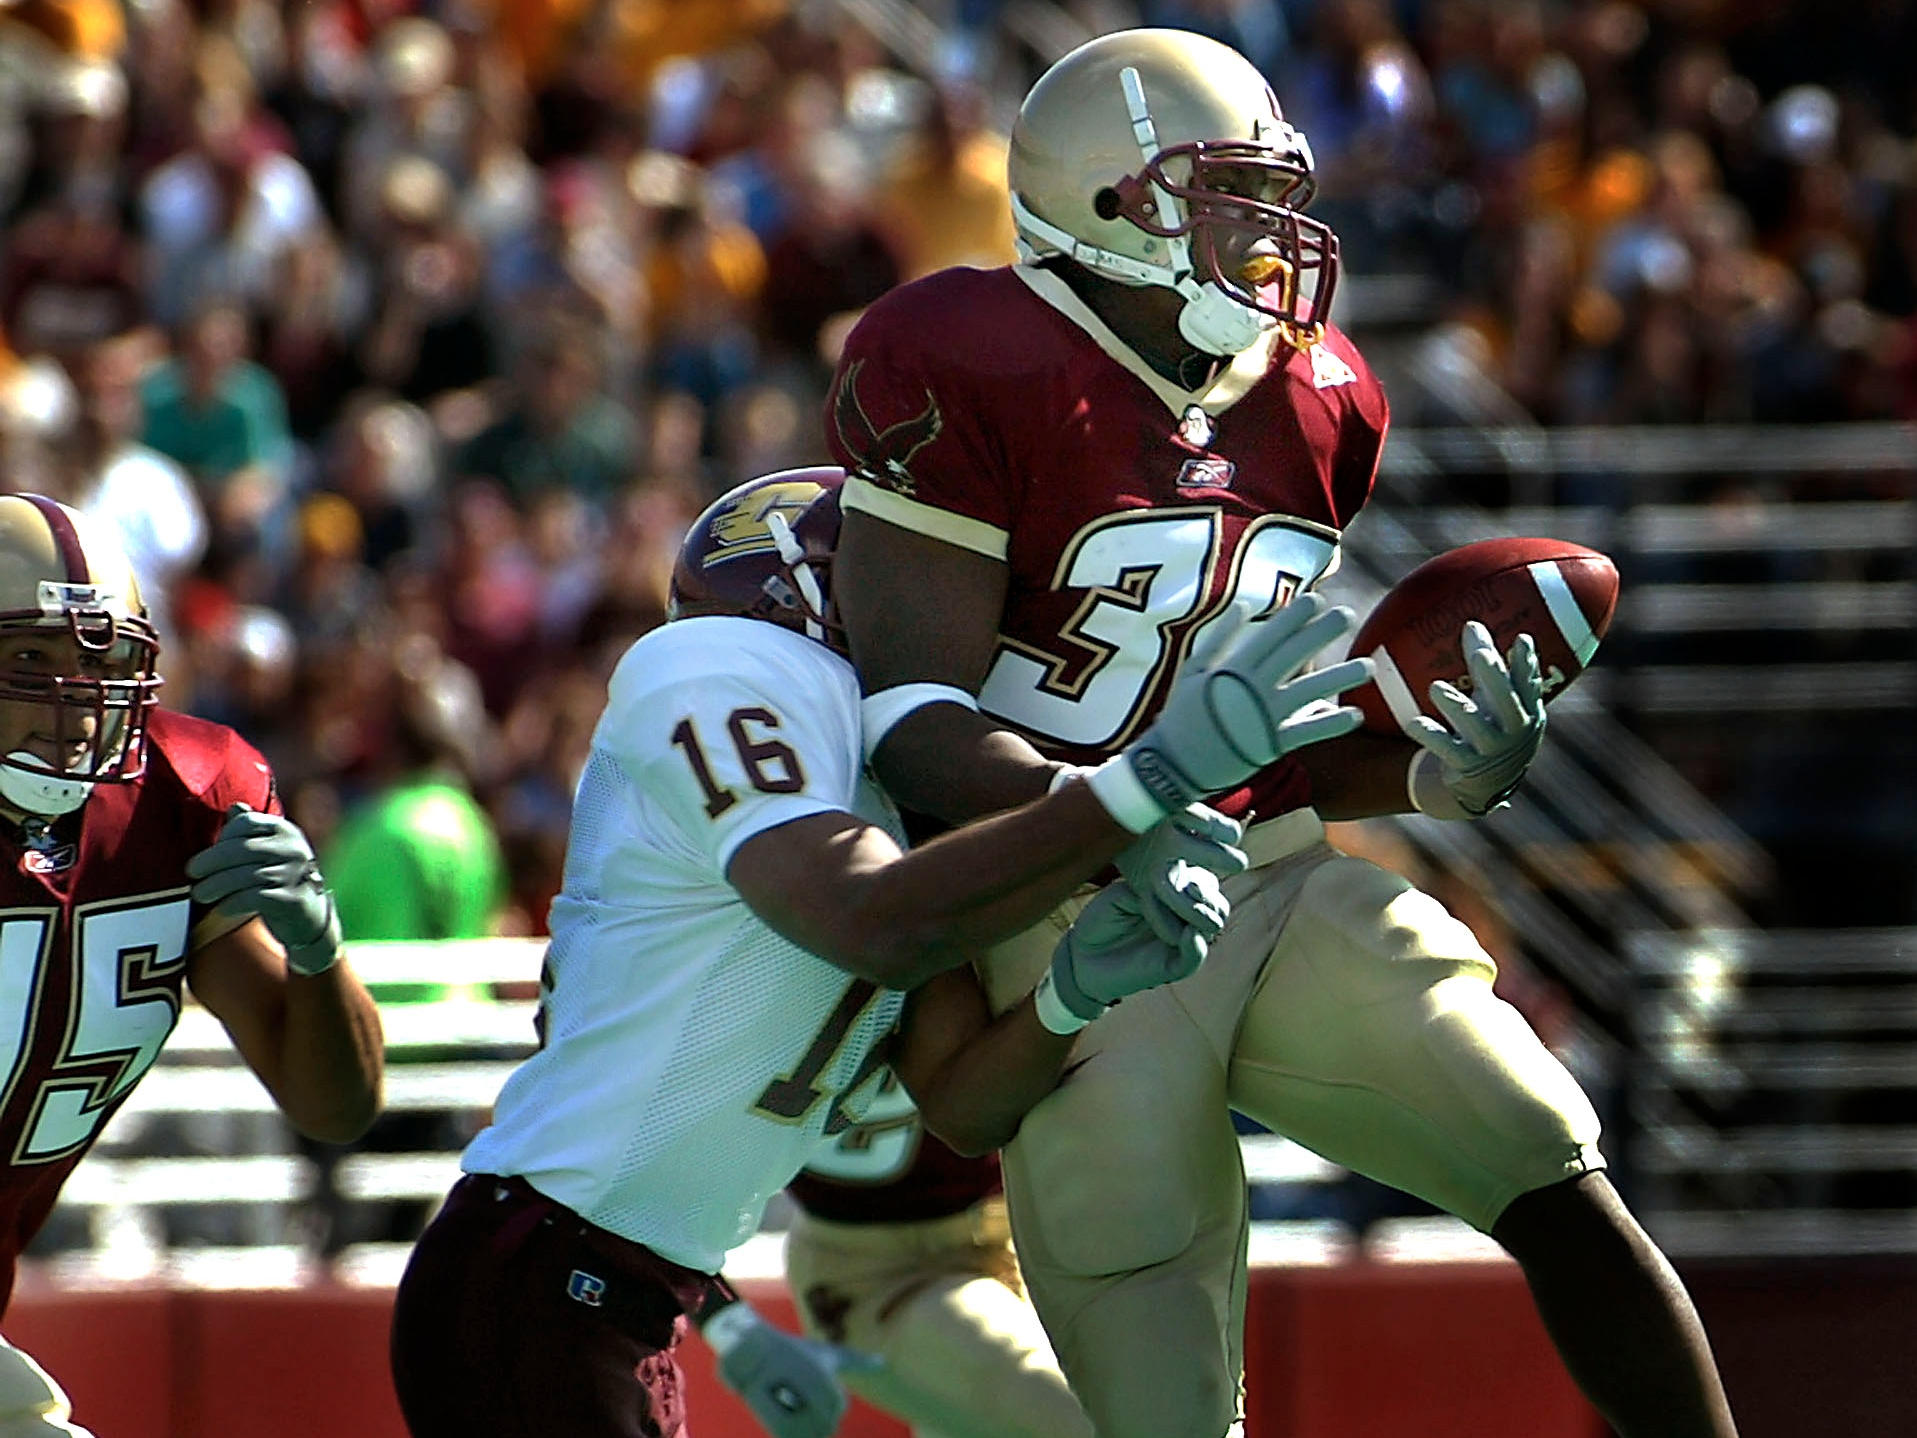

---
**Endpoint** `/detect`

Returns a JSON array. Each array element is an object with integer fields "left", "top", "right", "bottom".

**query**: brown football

[{"left": 1347, "top": 538, "right": 1619, "bottom": 734}]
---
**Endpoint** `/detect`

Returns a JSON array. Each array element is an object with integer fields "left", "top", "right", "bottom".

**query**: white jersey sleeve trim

[
  {"left": 859, "top": 683, "right": 979, "bottom": 766},
  {"left": 841, "top": 476, "right": 1010, "bottom": 561},
  {"left": 712, "top": 794, "right": 845, "bottom": 874}
]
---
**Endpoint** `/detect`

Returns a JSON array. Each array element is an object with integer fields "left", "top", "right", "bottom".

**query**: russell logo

[{"left": 567, "top": 1269, "right": 607, "bottom": 1307}]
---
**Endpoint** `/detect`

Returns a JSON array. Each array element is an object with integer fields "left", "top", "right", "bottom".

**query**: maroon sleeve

[
  {"left": 1326, "top": 325, "right": 1389, "bottom": 525},
  {"left": 825, "top": 275, "right": 1024, "bottom": 539},
  {"left": 197, "top": 729, "right": 280, "bottom": 818}
]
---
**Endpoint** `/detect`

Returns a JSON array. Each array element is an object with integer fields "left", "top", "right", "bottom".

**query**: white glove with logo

[
  {"left": 185, "top": 804, "right": 342, "bottom": 974},
  {"left": 1035, "top": 875, "right": 1225, "bottom": 1034},
  {"left": 1085, "top": 592, "right": 1373, "bottom": 832},
  {"left": 1403, "top": 620, "right": 1547, "bottom": 820},
  {"left": 703, "top": 1300, "right": 880, "bottom": 1438}
]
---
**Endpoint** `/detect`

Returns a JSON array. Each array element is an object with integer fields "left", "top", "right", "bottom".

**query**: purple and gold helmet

[{"left": 669, "top": 468, "right": 847, "bottom": 653}]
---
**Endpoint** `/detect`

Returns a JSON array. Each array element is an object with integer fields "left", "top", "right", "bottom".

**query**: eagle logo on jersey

[
  {"left": 707, "top": 482, "right": 821, "bottom": 562},
  {"left": 832, "top": 360, "right": 944, "bottom": 498}
]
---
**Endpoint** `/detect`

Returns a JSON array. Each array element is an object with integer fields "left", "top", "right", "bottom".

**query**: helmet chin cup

[
  {"left": 0, "top": 751, "right": 93, "bottom": 817},
  {"left": 1176, "top": 279, "right": 1276, "bottom": 357}
]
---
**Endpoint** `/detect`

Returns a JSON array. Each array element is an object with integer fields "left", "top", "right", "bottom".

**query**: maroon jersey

[
  {"left": 827, "top": 263, "right": 1388, "bottom": 822},
  {"left": 0, "top": 707, "right": 276, "bottom": 1308},
  {"left": 787, "top": 1071, "right": 1001, "bottom": 1224}
]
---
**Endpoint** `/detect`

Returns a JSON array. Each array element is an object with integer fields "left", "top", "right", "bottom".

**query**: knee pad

[{"left": 0, "top": 1345, "right": 91, "bottom": 1438}]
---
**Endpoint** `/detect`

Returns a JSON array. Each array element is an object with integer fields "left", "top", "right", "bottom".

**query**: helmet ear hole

[{"left": 1093, "top": 187, "right": 1123, "bottom": 221}]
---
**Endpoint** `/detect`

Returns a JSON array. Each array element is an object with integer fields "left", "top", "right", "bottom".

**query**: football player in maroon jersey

[
  {"left": 827, "top": 28, "right": 1738, "bottom": 1438},
  {"left": 0, "top": 493, "right": 383, "bottom": 1436},
  {"left": 783, "top": 1123, "right": 1090, "bottom": 1438}
]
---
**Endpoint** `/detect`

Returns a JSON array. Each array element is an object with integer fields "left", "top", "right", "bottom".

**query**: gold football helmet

[
  {"left": 0, "top": 493, "right": 162, "bottom": 816},
  {"left": 1009, "top": 28, "right": 1339, "bottom": 355}
]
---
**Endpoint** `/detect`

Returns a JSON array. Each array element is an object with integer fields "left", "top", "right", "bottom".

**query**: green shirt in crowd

[
  {"left": 140, "top": 358, "right": 293, "bottom": 484},
  {"left": 323, "top": 775, "right": 510, "bottom": 1004}
]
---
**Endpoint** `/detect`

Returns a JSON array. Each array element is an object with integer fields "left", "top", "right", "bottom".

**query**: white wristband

[
  {"left": 1084, "top": 755, "right": 1168, "bottom": 834},
  {"left": 1033, "top": 968, "right": 1094, "bottom": 1035},
  {"left": 701, "top": 1300, "right": 761, "bottom": 1356},
  {"left": 860, "top": 683, "right": 980, "bottom": 766},
  {"left": 1406, "top": 748, "right": 1470, "bottom": 821}
]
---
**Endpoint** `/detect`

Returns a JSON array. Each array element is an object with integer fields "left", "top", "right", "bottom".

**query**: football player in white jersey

[{"left": 386, "top": 467, "right": 1374, "bottom": 1438}]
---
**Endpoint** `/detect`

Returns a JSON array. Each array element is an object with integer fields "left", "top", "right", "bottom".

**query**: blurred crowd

[
  {"left": 0, "top": 0, "right": 1912, "bottom": 938},
  {"left": 1261, "top": 0, "right": 1917, "bottom": 427}
]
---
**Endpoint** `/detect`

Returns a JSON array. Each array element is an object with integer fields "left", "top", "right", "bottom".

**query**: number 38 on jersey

[{"left": 979, "top": 509, "right": 1340, "bottom": 749}]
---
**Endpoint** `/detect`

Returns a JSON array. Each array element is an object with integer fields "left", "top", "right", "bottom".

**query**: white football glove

[
  {"left": 1036, "top": 875, "right": 1223, "bottom": 1033},
  {"left": 703, "top": 1300, "right": 880, "bottom": 1438},
  {"left": 184, "top": 804, "right": 342, "bottom": 974},
  {"left": 1086, "top": 591, "right": 1375, "bottom": 832},
  {"left": 1113, "top": 802, "right": 1248, "bottom": 946},
  {"left": 1403, "top": 620, "right": 1547, "bottom": 820}
]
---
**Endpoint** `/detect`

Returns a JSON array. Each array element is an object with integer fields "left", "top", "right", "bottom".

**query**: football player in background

[
  {"left": 827, "top": 27, "right": 1739, "bottom": 1438},
  {"left": 388, "top": 468, "right": 1373, "bottom": 1438},
  {"left": 784, "top": 1117, "right": 1092, "bottom": 1438},
  {"left": 0, "top": 493, "right": 384, "bottom": 1437}
]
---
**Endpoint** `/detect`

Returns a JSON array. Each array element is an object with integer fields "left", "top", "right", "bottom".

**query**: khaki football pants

[
  {"left": 783, "top": 1195, "right": 1093, "bottom": 1438},
  {"left": 0, "top": 1342, "right": 94, "bottom": 1438},
  {"left": 979, "top": 810, "right": 1605, "bottom": 1438}
]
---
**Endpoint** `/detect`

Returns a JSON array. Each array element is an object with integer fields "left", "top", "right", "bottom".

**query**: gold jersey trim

[
  {"left": 841, "top": 477, "right": 1011, "bottom": 561},
  {"left": 1012, "top": 263, "right": 1281, "bottom": 418}
]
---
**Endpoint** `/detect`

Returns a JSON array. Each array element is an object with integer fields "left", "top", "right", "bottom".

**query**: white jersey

[{"left": 463, "top": 616, "right": 908, "bottom": 1272}]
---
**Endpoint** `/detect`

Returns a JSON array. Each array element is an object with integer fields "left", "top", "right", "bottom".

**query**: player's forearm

[
  {"left": 1295, "top": 729, "right": 1423, "bottom": 820},
  {"left": 868, "top": 703, "right": 1059, "bottom": 824},
  {"left": 904, "top": 998, "right": 1073, "bottom": 1156},
  {"left": 834, "top": 781, "right": 1132, "bottom": 989},
  {"left": 273, "top": 962, "right": 385, "bottom": 1143}
]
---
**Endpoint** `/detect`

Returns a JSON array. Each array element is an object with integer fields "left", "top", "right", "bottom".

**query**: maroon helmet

[{"left": 669, "top": 468, "right": 846, "bottom": 652}]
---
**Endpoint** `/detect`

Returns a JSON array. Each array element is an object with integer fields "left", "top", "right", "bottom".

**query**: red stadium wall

[
  {"left": 6, "top": 1260, "right": 1617, "bottom": 1438},
  {"left": 41, "top": 1256, "right": 1910, "bottom": 1437}
]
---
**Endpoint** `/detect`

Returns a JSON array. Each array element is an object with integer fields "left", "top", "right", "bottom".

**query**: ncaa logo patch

[
  {"left": 1175, "top": 456, "right": 1236, "bottom": 491},
  {"left": 567, "top": 1269, "right": 607, "bottom": 1307}
]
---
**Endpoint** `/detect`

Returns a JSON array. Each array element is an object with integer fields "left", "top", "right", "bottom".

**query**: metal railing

[{"left": 1628, "top": 928, "right": 1917, "bottom": 1257}]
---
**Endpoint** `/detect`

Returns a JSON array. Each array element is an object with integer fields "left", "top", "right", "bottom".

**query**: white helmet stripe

[{"left": 1119, "top": 66, "right": 1192, "bottom": 278}]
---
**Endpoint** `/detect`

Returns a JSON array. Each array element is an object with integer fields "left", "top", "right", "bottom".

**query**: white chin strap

[
  {"left": 0, "top": 751, "right": 93, "bottom": 817},
  {"left": 764, "top": 511, "right": 828, "bottom": 644},
  {"left": 1175, "top": 279, "right": 1275, "bottom": 356},
  {"left": 1010, "top": 65, "right": 1277, "bottom": 360}
]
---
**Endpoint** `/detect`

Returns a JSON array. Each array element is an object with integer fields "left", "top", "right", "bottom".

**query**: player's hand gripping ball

[{"left": 1347, "top": 537, "right": 1618, "bottom": 734}]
